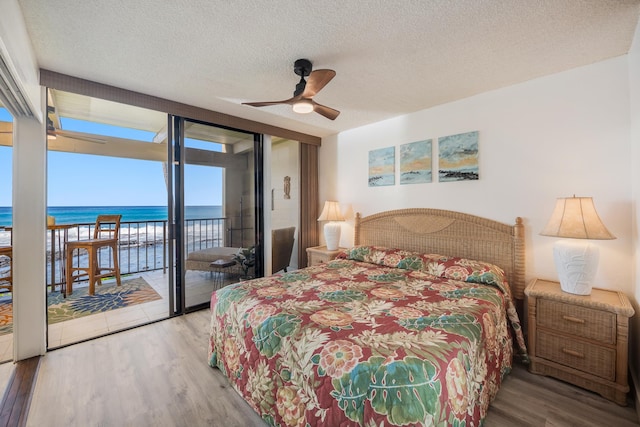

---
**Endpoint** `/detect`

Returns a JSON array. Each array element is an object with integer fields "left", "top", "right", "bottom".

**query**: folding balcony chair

[{"left": 65, "top": 214, "right": 122, "bottom": 296}]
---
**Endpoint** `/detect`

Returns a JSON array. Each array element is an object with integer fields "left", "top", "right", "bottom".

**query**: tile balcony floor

[{"left": 0, "top": 268, "right": 228, "bottom": 362}]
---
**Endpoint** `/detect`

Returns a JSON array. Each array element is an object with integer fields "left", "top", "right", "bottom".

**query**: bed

[{"left": 208, "top": 208, "right": 528, "bottom": 426}]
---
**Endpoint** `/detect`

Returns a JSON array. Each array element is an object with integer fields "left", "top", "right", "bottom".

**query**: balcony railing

[{"left": 0, "top": 217, "right": 230, "bottom": 289}]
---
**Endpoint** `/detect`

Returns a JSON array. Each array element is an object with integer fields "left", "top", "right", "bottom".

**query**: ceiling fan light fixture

[
  {"left": 292, "top": 99, "right": 314, "bottom": 114},
  {"left": 243, "top": 59, "right": 339, "bottom": 119},
  {"left": 46, "top": 117, "right": 57, "bottom": 140}
]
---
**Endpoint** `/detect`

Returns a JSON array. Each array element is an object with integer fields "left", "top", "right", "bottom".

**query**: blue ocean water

[
  {"left": 0, "top": 205, "right": 226, "bottom": 281},
  {"left": 0, "top": 205, "right": 222, "bottom": 227}
]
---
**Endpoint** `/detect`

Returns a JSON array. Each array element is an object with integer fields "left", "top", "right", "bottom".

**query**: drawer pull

[
  {"left": 562, "top": 315, "right": 585, "bottom": 324},
  {"left": 562, "top": 348, "right": 584, "bottom": 358}
]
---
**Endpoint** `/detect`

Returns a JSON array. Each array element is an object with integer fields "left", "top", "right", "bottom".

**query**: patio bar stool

[
  {"left": 65, "top": 215, "right": 122, "bottom": 296},
  {"left": 0, "top": 246, "right": 12, "bottom": 292}
]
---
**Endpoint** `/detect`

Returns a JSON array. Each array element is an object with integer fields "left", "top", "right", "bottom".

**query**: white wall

[
  {"left": 270, "top": 139, "right": 300, "bottom": 271},
  {"left": 628, "top": 18, "right": 640, "bottom": 415},
  {"left": 0, "top": 0, "right": 41, "bottom": 120},
  {"left": 271, "top": 140, "right": 300, "bottom": 230},
  {"left": 13, "top": 111, "right": 47, "bottom": 360},
  {"left": 322, "top": 55, "right": 632, "bottom": 295},
  {"left": 320, "top": 53, "right": 637, "bottom": 387}
]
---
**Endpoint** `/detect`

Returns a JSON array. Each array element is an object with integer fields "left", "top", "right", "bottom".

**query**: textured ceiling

[{"left": 17, "top": 0, "right": 640, "bottom": 138}]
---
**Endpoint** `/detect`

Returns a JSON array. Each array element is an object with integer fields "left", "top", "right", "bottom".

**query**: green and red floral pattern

[{"left": 209, "top": 249, "right": 527, "bottom": 427}]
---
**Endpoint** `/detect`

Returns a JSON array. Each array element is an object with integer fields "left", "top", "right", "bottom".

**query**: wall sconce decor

[{"left": 284, "top": 176, "right": 291, "bottom": 199}]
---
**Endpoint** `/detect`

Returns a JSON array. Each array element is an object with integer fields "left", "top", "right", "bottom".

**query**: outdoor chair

[
  {"left": 272, "top": 226, "right": 295, "bottom": 274},
  {"left": 0, "top": 245, "right": 12, "bottom": 292},
  {"left": 65, "top": 214, "right": 122, "bottom": 296}
]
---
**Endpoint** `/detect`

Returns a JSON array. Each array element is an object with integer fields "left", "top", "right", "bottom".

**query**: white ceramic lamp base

[
  {"left": 324, "top": 222, "right": 342, "bottom": 251},
  {"left": 553, "top": 239, "right": 599, "bottom": 295}
]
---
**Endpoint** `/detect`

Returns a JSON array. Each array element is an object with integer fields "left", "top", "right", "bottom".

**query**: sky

[{"left": 0, "top": 107, "right": 223, "bottom": 207}]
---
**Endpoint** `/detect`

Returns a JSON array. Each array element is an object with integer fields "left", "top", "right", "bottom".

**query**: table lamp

[
  {"left": 540, "top": 196, "right": 615, "bottom": 295},
  {"left": 317, "top": 201, "right": 345, "bottom": 251}
]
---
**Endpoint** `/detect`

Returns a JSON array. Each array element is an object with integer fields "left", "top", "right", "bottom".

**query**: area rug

[{"left": 0, "top": 276, "right": 162, "bottom": 335}]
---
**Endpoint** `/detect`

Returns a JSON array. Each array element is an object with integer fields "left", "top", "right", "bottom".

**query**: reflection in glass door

[
  {"left": 175, "top": 118, "right": 260, "bottom": 311},
  {"left": 0, "top": 106, "right": 13, "bottom": 363}
]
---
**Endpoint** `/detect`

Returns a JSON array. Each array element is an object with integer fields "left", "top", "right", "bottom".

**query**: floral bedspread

[{"left": 209, "top": 246, "right": 527, "bottom": 427}]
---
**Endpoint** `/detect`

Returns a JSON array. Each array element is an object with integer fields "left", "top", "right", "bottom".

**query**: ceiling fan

[
  {"left": 0, "top": 125, "right": 107, "bottom": 144},
  {"left": 0, "top": 113, "right": 106, "bottom": 143},
  {"left": 243, "top": 59, "right": 340, "bottom": 120},
  {"left": 48, "top": 127, "right": 109, "bottom": 144},
  {"left": 46, "top": 106, "right": 107, "bottom": 144}
]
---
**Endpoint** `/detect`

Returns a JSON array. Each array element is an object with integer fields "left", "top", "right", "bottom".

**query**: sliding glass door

[
  {"left": 45, "top": 89, "right": 171, "bottom": 348},
  {"left": 169, "top": 116, "right": 262, "bottom": 312},
  {"left": 0, "top": 106, "right": 13, "bottom": 362}
]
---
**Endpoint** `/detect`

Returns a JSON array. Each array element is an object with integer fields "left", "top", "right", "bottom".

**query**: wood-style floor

[
  {"left": 24, "top": 310, "right": 639, "bottom": 427},
  {"left": 0, "top": 268, "right": 232, "bottom": 366}
]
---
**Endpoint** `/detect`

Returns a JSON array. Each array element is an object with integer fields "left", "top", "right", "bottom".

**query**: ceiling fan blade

[
  {"left": 243, "top": 95, "right": 300, "bottom": 107},
  {"left": 2, "top": 128, "right": 105, "bottom": 144},
  {"left": 54, "top": 130, "right": 108, "bottom": 144},
  {"left": 69, "top": 136, "right": 107, "bottom": 144},
  {"left": 302, "top": 69, "right": 336, "bottom": 98},
  {"left": 311, "top": 101, "right": 340, "bottom": 120}
]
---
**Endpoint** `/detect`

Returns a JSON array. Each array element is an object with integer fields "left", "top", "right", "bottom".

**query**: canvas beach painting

[
  {"left": 400, "top": 139, "right": 432, "bottom": 184},
  {"left": 368, "top": 146, "right": 395, "bottom": 186},
  {"left": 438, "top": 131, "right": 479, "bottom": 182}
]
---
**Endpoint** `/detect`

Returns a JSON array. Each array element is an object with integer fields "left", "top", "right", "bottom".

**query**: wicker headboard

[{"left": 354, "top": 208, "right": 526, "bottom": 299}]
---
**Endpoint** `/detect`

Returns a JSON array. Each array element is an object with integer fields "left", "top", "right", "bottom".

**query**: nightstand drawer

[
  {"left": 537, "top": 330, "right": 615, "bottom": 381},
  {"left": 526, "top": 278, "right": 634, "bottom": 405},
  {"left": 537, "top": 299, "right": 615, "bottom": 345},
  {"left": 306, "top": 246, "right": 345, "bottom": 267}
]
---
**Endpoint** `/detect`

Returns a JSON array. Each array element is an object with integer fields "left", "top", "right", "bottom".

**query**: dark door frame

[{"left": 168, "top": 115, "right": 264, "bottom": 314}]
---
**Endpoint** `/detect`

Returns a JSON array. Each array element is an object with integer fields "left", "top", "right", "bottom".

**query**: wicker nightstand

[
  {"left": 525, "top": 278, "right": 634, "bottom": 405},
  {"left": 306, "top": 246, "right": 345, "bottom": 266}
]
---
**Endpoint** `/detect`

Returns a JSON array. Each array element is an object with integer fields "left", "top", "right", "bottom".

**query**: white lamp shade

[
  {"left": 540, "top": 196, "right": 614, "bottom": 295},
  {"left": 317, "top": 201, "right": 345, "bottom": 222},
  {"left": 318, "top": 201, "right": 345, "bottom": 251},
  {"left": 540, "top": 196, "right": 615, "bottom": 240}
]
